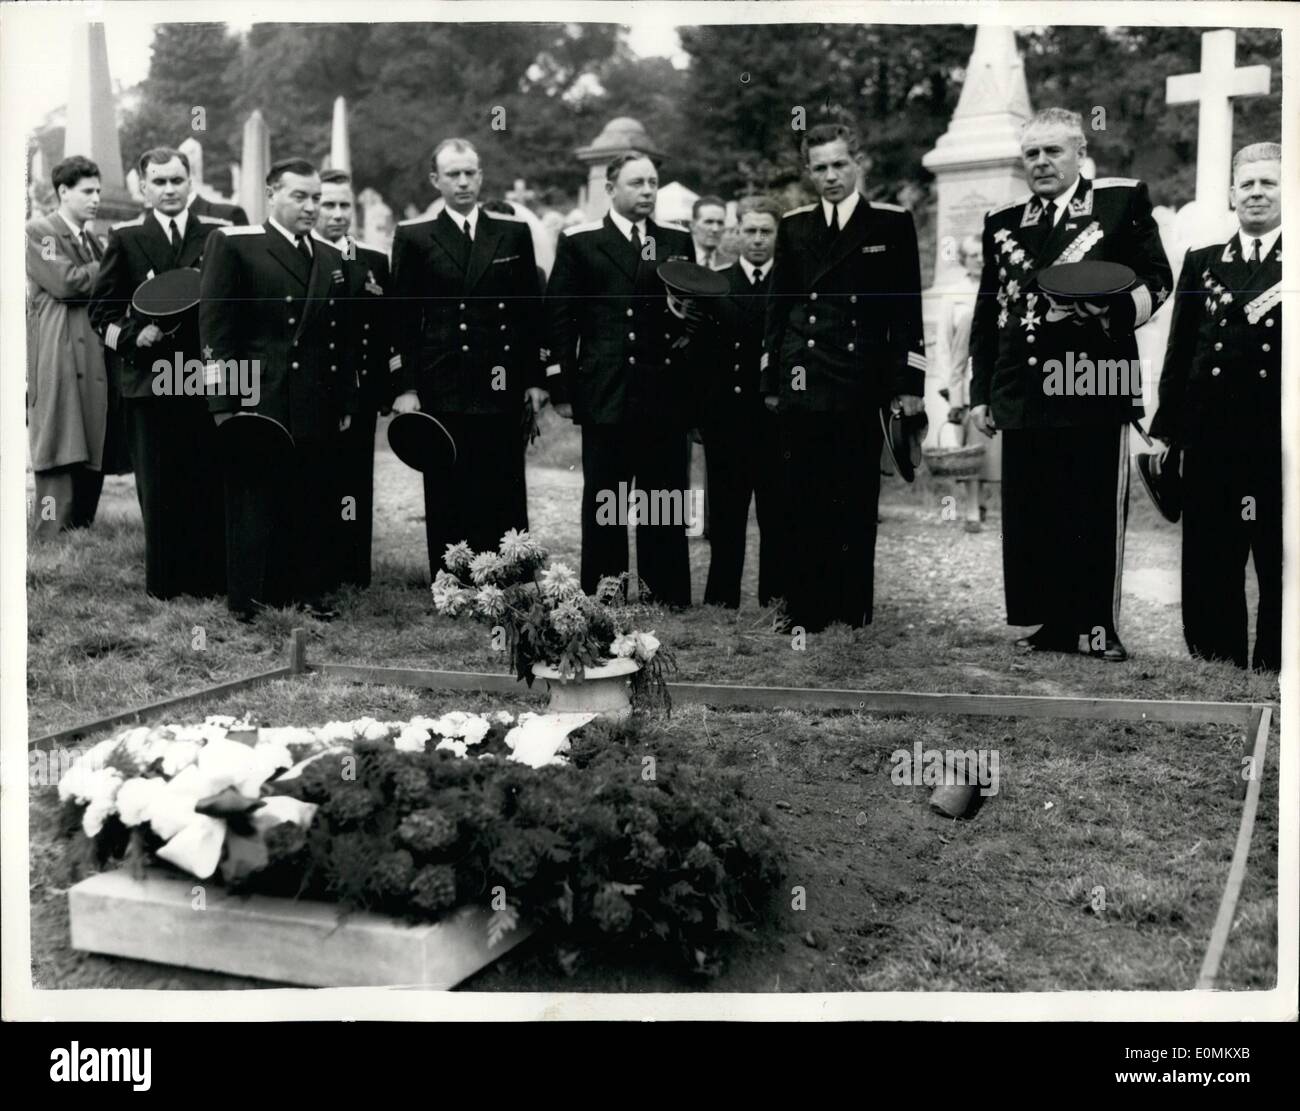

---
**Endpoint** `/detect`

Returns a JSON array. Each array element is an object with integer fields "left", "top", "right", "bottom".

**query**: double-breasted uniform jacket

[
  {"left": 390, "top": 207, "right": 544, "bottom": 414},
  {"left": 970, "top": 175, "right": 1173, "bottom": 429},
  {"left": 198, "top": 225, "right": 358, "bottom": 439},
  {"left": 1150, "top": 235, "right": 1281, "bottom": 448},
  {"left": 545, "top": 215, "right": 695, "bottom": 426},
  {"left": 25, "top": 212, "right": 109, "bottom": 472},
  {"left": 701, "top": 263, "right": 772, "bottom": 419},
  {"left": 339, "top": 238, "right": 399, "bottom": 411},
  {"left": 759, "top": 199, "right": 927, "bottom": 410},
  {"left": 90, "top": 209, "right": 232, "bottom": 395}
]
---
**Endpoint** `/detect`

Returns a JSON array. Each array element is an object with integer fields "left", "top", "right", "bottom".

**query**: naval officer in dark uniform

[
  {"left": 702, "top": 194, "right": 786, "bottom": 608},
  {"left": 390, "top": 138, "right": 547, "bottom": 577},
  {"left": 90, "top": 146, "right": 229, "bottom": 599},
  {"left": 316, "top": 168, "right": 398, "bottom": 589},
  {"left": 1150, "top": 142, "right": 1282, "bottom": 672},
  {"left": 545, "top": 151, "right": 697, "bottom": 605},
  {"left": 761, "top": 123, "right": 927, "bottom": 633},
  {"left": 199, "top": 157, "right": 357, "bottom": 620},
  {"left": 969, "top": 108, "right": 1172, "bottom": 661}
]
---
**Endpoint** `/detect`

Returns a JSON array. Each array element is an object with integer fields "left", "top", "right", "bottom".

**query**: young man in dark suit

[
  {"left": 90, "top": 146, "right": 229, "bottom": 599},
  {"left": 390, "top": 138, "right": 547, "bottom": 578},
  {"left": 761, "top": 123, "right": 927, "bottom": 633},
  {"left": 1150, "top": 142, "right": 1281, "bottom": 672},
  {"left": 316, "top": 168, "right": 397, "bottom": 589},
  {"left": 546, "top": 152, "right": 698, "bottom": 605},
  {"left": 198, "top": 157, "right": 357, "bottom": 620},
  {"left": 969, "top": 108, "right": 1173, "bottom": 662},
  {"left": 702, "top": 194, "right": 786, "bottom": 608}
]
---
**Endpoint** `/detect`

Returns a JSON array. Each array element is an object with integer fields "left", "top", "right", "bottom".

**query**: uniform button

[
  {"left": 362, "top": 339, "right": 368, "bottom": 346},
  {"left": 329, "top": 342, "right": 335, "bottom": 349},
  {"left": 1026, "top": 334, "right": 1035, "bottom": 344},
  {"left": 627, "top": 308, "right": 634, "bottom": 317},
  {"left": 1027, "top": 356, "right": 1037, "bottom": 367},
  {"left": 287, "top": 316, "right": 296, "bottom": 324},
  {"left": 330, "top": 365, "right": 337, "bottom": 371},
  {"left": 1211, "top": 367, "right": 1220, "bottom": 376},
  {"left": 462, "top": 345, "right": 469, "bottom": 352},
  {"left": 1262, "top": 344, "right": 1271, "bottom": 352},
  {"left": 329, "top": 299, "right": 335, "bottom": 306},
  {"left": 664, "top": 333, "right": 671, "bottom": 340},
  {"left": 628, "top": 356, "right": 636, "bottom": 365},
  {"left": 1259, "top": 369, "right": 1267, "bottom": 378},
  {"left": 363, "top": 322, "right": 370, "bottom": 330},
  {"left": 503, "top": 345, "right": 510, "bottom": 352},
  {"left": 733, "top": 364, "right": 740, "bottom": 371},
  {"left": 500, "top": 324, "right": 507, "bottom": 331},
  {"left": 459, "top": 323, "right": 468, "bottom": 332},
  {"left": 1265, "top": 318, "right": 1274, "bottom": 327},
  {"left": 459, "top": 303, "right": 466, "bottom": 310},
  {"left": 1220, "top": 319, "right": 1227, "bottom": 327},
  {"left": 628, "top": 332, "right": 636, "bottom": 341},
  {"left": 847, "top": 343, "right": 855, "bottom": 352},
  {"left": 285, "top": 295, "right": 293, "bottom": 303},
  {"left": 809, "top": 292, "right": 818, "bottom": 301},
  {"left": 807, "top": 339, "right": 815, "bottom": 348},
  {"left": 850, "top": 295, "right": 858, "bottom": 304},
  {"left": 292, "top": 361, "right": 300, "bottom": 369},
  {"left": 1214, "top": 342, "right": 1223, "bottom": 351},
  {"left": 808, "top": 315, "right": 816, "bottom": 324},
  {"left": 734, "top": 385, "right": 742, "bottom": 394},
  {"left": 664, "top": 358, "right": 671, "bottom": 366},
  {"left": 498, "top": 302, "right": 505, "bottom": 310},
  {"left": 851, "top": 320, "right": 857, "bottom": 327},
  {"left": 734, "top": 341, "right": 740, "bottom": 349},
  {"left": 292, "top": 339, "right": 298, "bottom": 347}
]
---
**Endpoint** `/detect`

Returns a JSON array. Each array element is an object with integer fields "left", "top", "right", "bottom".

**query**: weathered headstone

[{"left": 63, "top": 22, "right": 136, "bottom": 223}]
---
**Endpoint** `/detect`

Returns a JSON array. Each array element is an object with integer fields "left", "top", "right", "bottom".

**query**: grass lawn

[{"left": 25, "top": 409, "right": 1281, "bottom": 991}]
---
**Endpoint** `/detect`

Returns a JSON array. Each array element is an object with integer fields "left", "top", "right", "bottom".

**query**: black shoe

[
  {"left": 1014, "top": 626, "right": 1078, "bottom": 654},
  {"left": 301, "top": 599, "right": 338, "bottom": 622},
  {"left": 1085, "top": 632, "right": 1128, "bottom": 662}
]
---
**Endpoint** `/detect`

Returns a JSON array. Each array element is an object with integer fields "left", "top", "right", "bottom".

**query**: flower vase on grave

[{"left": 530, "top": 658, "right": 641, "bottom": 722}]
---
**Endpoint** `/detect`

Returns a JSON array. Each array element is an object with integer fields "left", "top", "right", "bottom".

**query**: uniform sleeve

[
  {"left": 1114, "top": 182, "right": 1173, "bottom": 333},
  {"left": 513, "top": 225, "right": 546, "bottom": 392},
  {"left": 88, "top": 231, "right": 140, "bottom": 354},
  {"left": 543, "top": 231, "right": 580, "bottom": 407},
  {"left": 889, "top": 209, "right": 927, "bottom": 399},
  {"left": 1149, "top": 249, "right": 1203, "bottom": 445},
  {"left": 968, "top": 214, "right": 1001, "bottom": 410},
  {"left": 197, "top": 229, "right": 243, "bottom": 415},
  {"left": 26, "top": 222, "right": 98, "bottom": 301},
  {"left": 759, "top": 219, "right": 793, "bottom": 397},
  {"left": 389, "top": 228, "right": 422, "bottom": 396}
]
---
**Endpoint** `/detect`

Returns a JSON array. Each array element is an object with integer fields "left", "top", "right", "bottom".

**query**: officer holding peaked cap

[{"left": 88, "top": 145, "right": 229, "bottom": 600}]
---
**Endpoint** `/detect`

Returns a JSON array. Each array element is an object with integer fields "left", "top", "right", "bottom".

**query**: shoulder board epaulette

[
  {"left": 397, "top": 212, "right": 439, "bottom": 227},
  {"left": 483, "top": 207, "right": 525, "bottom": 222},
  {"left": 563, "top": 221, "right": 604, "bottom": 236},
  {"left": 988, "top": 193, "right": 1033, "bottom": 217},
  {"left": 1092, "top": 177, "right": 1140, "bottom": 189},
  {"left": 869, "top": 200, "right": 906, "bottom": 213},
  {"left": 111, "top": 215, "right": 146, "bottom": 230},
  {"left": 218, "top": 225, "right": 265, "bottom": 236},
  {"left": 782, "top": 204, "right": 817, "bottom": 218},
  {"left": 658, "top": 220, "right": 690, "bottom": 232},
  {"left": 196, "top": 214, "right": 232, "bottom": 226}
]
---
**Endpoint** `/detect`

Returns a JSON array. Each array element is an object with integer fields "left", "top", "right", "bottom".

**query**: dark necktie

[
  {"left": 169, "top": 218, "right": 182, "bottom": 262},
  {"left": 1248, "top": 238, "right": 1262, "bottom": 264},
  {"left": 827, "top": 205, "right": 840, "bottom": 238},
  {"left": 750, "top": 267, "right": 762, "bottom": 287},
  {"left": 630, "top": 223, "right": 643, "bottom": 257},
  {"left": 295, "top": 234, "right": 312, "bottom": 265}
]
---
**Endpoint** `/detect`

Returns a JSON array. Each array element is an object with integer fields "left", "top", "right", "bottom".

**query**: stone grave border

[{"left": 31, "top": 630, "right": 1276, "bottom": 991}]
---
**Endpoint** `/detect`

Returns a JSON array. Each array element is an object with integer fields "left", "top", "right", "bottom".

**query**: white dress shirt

[
  {"left": 445, "top": 205, "right": 480, "bottom": 240},
  {"left": 152, "top": 207, "right": 189, "bottom": 241},
  {"left": 608, "top": 207, "right": 648, "bottom": 243},
  {"left": 1237, "top": 225, "right": 1282, "bottom": 263},
  {"left": 738, "top": 258, "right": 772, "bottom": 284},
  {"left": 267, "top": 215, "right": 311, "bottom": 255},
  {"left": 821, "top": 190, "right": 860, "bottom": 229}
]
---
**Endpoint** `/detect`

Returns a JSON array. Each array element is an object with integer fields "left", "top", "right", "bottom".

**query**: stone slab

[{"left": 69, "top": 869, "right": 532, "bottom": 989}]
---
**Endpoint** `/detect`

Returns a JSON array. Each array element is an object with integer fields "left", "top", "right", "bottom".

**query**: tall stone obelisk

[
  {"left": 327, "top": 96, "right": 351, "bottom": 175},
  {"left": 918, "top": 26, "right": 1034, "bottom": 445},
  {"left": 63, "top": 22, "right": 136, "bottom": 223},
  {"left": 238, "top": 110, "right": 271, "bottom": 224}
]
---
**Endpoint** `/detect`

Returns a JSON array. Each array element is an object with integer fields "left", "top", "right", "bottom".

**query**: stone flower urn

[{"left": 531, "top": 658, "right": 641, "bottom": 722}]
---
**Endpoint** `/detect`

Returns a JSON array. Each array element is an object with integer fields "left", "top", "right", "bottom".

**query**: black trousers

[
  {"left": 779, "top": 410, "right": 882, "bottom": 632},
  {"left": 1001, "top": 423, "right": 1129, "bottom": 634},
  {"left": 124, "top": 396, "right": 225, "bottom": 599},
  {"left": 1181, "top": 446, "right": 1281, "bottom": 672},
  {"left": 423, "top": 412, "right": 527, "bottom": 579},
  {"left": 334, "top": 406, "right": 377, "bottom": 589},
  {"left": 223, "top": 437, "right": 339, "bottom": 616},
  {"left": 580, "top": 420, "right": 691, "bottom": 606},
  {"left": 31, "top": 465, "right": 103, "bottom": 539},
  {"left": 703, "top": 404, "right": 786, "bottom": 608}
]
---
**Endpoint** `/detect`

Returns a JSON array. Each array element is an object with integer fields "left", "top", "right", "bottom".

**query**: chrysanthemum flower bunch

[{"left": 431, "top": 530, "right": 674, "bottom": 710}]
